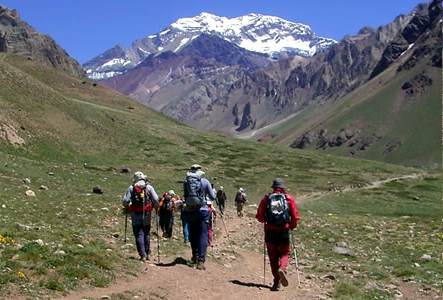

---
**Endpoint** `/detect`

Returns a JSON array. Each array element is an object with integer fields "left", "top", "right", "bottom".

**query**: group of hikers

[{"left": 122, "top": 164, "right": 300, "bottom": 291}]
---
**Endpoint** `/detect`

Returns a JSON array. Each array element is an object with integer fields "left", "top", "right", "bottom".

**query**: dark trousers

[
  {"left": 182, "top": 209, "right": 209, "bottom": 262},
  {"left": 132, "top": 223, "right": 151, "bottom": 258},
  {"left": 218, "top": 199, "right": 225, "bottom": 214},
  {"left": 159, "top": 212, "right": 174, "bottom": 238}
]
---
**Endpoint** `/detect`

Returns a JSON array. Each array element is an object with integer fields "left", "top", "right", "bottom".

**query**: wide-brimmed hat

[
  {"left": 271, "top": 178, "right": 285, "bottom": 189},
  {"left": 168, "top": 190, "right": 176, "bottom": 196}
]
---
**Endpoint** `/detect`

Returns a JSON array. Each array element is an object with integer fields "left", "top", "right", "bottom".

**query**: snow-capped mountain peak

[{"left": 84, "top": 12, "right": 336, "bottom": 79}]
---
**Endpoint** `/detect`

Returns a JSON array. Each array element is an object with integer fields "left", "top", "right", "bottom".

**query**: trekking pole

[
  {"left": 219, "top": 212, "right": 229, "bottom": 237},
  {"left": 263, "top": 224, "right": 266, "bottom": 285},
  {"left": 156, "top": 213, "right": 160, "bottom": 263},
  {"left": 218, "top": 213, "right": 236, "bottom": 255},
  {"left": 290, "top": 231, "right": 301, "bottom": 286},
  {"left": 124, "top": 211, "right": 128, "bottom": 243}
]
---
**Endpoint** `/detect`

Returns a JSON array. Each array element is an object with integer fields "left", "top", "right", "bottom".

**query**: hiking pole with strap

[{"left": 290, "top": 231, "right": 301, "bottom": 286}]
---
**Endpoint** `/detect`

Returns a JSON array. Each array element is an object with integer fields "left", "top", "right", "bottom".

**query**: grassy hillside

[
  {"left": 254, "top": 61, "right": 441, "bottom": 169},
  {"left": 0, "top": 54, "right": 441, "bottom": 299}
]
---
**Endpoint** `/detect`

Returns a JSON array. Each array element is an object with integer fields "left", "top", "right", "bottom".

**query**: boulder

[
  {"left": 119, "top": 166, "right": 131, "bottom": 173},
  {"left": 333, "top": 245, "right": 353, "bottom": 256},
  {"left": 420, "top": 254, "right": 432, "bottom": 261},
  {"left": 25, "top": 190, "right": 36, "bottom": 197},
  {"left": 92, "top": 186, "right": 103, "bottom": 194}
]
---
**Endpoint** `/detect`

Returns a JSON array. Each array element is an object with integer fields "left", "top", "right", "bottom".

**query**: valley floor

[{"left": 54, "top": 173, "right": 441, "bottom": 300}]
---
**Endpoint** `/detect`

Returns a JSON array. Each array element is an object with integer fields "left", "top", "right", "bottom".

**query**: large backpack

[
  {"left": 265, "top": 192, "right": 290, "bottom": 226},
  {"left": 161, "top": 193, "right": 174, "bottom": 212},
  {"left": 130, "top": 184, "right": 153, "bottom": 213},
  {"left": 183, "top": 173, "right": 205, "bottom": 209}
]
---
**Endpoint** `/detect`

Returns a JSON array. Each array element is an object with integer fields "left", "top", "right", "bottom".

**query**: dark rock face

[
  {"left": 236, "top": 102, "right": 254, "bottom": 131},
  {"left": 401, "top": 72, "right": 433, "bottom": 98},
  {"left": 0, "top": 5, "right": 83, "bottom": 77},
  {"left": 371, "top": 0, "right": 442, "bottom": 78},
  {"left": 384, "top": 139, "right": 403, "bottom": 154},
  {"left": 179, "top": 34, "right": 268, "bottom": 69}
]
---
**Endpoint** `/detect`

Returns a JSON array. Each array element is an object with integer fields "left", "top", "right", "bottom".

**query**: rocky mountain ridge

[
  {"left": 84, "top": 12, "right": 335, "bottom": 79},
  {"left": 0, "top": 5, "right": 83, "bottom": 77}
]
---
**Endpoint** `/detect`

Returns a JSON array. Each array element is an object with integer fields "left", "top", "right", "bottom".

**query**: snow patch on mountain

[{"left": 84, "top": 12, "right": 336, "bottom": 79}]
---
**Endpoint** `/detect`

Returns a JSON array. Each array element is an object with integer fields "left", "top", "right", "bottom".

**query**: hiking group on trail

[{"left": 121, "top": 166, "right": 300, "bottom": 291}]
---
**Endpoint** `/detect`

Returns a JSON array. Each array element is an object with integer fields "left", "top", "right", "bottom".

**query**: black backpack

[
  {"left": 183, "top": 173, "right": 204, "bottom": 209},
  {"left": 265, "top": 192, "right": 290, "bottom": 226}
]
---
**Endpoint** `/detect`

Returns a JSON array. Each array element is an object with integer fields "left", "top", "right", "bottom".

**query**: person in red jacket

[{"left": 256, "top": 178, "right": 300, "bottom": 291}]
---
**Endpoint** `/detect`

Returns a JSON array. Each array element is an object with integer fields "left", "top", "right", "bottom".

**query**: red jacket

[{"left": 256, "top": 188, "right": 300, "bottom": 231}]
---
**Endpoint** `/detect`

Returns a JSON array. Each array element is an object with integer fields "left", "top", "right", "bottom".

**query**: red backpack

[{"left": 129, "top": 184, "right": 153, "bottom": 213}]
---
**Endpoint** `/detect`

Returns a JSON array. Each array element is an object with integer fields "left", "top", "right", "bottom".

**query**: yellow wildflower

[{"left": 17, "top": 271, "right": 26, "bottom": 279}]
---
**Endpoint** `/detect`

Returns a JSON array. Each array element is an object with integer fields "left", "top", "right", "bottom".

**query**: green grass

[
  {"left": 295, "top": 173, "right": 443, "bottom": 298},
  {"left": 0, "top": 54, "right": 441, "bottom": 298}
]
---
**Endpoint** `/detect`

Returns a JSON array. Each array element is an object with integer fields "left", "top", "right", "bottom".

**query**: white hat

[
  {"left": 220, "top": 186, "right": 224, "bottom": 190},
  {"left": 133, "top": 171, "right": 146, "bottom": 183},
  {"left": 239, "top": 187, "right": 244, "bottom": 192},
  {"left": 207, "top": 200, "right": 212, "bottom": 205},
  {"left": 168, "top": 190, "right": 176, "bottom": 196},
  {"left": 190, "top": 164, "right": 202, "bottom": 170}
]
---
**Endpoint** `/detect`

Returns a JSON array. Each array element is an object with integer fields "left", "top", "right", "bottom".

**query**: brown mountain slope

[{"left": 0, "top": 5, "right": 84, "bottom": 77}]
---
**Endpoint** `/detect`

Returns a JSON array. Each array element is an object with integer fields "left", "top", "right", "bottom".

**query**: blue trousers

[
  {"left": 182, "top": 209, "right": 209, "bottom": 262},
  {"left": 181, "top": 214, "right": 189, "bottom": 242},
  {"left": 132, "top": 223, "right": 151, "bottom": 258}
]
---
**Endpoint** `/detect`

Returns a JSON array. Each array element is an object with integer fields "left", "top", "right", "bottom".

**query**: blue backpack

[
  {"left": 265, "top": 192, "right": 290, "bottom": 226},
  {"left": 183, "top": 173, "right": 205, "bottom": 209}
]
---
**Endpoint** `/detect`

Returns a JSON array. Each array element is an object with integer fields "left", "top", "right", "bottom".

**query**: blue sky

[{"left": 1, "top": 0, "right": 425, "bottom": 64}]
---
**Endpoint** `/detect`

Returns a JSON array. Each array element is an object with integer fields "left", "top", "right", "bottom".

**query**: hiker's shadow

[
  {"left": 155, "top": 257, "right": 191, "bottom": 267},
  {"left": 230, "top": 279, "right": 271, "bottom": 290}
]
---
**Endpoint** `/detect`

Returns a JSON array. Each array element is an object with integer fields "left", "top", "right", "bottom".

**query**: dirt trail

[
  {"left": 60, "top": 210, "right": 331, "bottom": 300},
  {"left": 302, "top": 172, "right": 428, "bottom": 202}
]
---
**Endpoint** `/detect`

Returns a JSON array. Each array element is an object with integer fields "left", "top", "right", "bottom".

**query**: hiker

[
  {"left": 256, "top": 178, "right": 300, "bottom": 291},
  {"left": 158, "top": 190, "right": 177, "bottom": 238},
  {"left": 122, "top": 171, "right": 159, "bottom": 261},
  {"left": 235, "top": 187, "right": 247, "bottom": 217},
  {"left": 216, "top": 186, "right": 227, "bottom": 215},
  {"left": 207, "top": 200, "right": 217, "bottom": 246},
  {"left": 176, "top": 199, "right": 189, "bottom": 243},
  {"left": 182, "top": 164, "right": 216, "bottom": 270}
]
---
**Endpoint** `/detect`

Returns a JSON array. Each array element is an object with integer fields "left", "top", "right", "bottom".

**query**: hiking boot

[
  {"left": 139, "top": 256, "right": 147, "bottom": 262},
  {"left": 278, "top": 269, "right": 288, "bottom": 287},
  {"left": 191, "top": 256, "right": 197, "bottom": 264},
  {"left": 270, "top": 281, "right": 280, "bottom": 291},
  {"left": 196, "top": 261, "right": 206, "bottom": 270}
]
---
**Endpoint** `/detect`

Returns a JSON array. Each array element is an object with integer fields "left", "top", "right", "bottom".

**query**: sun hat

[{"left": 271, "top": 178, "right": 285, "bottom": 189}]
